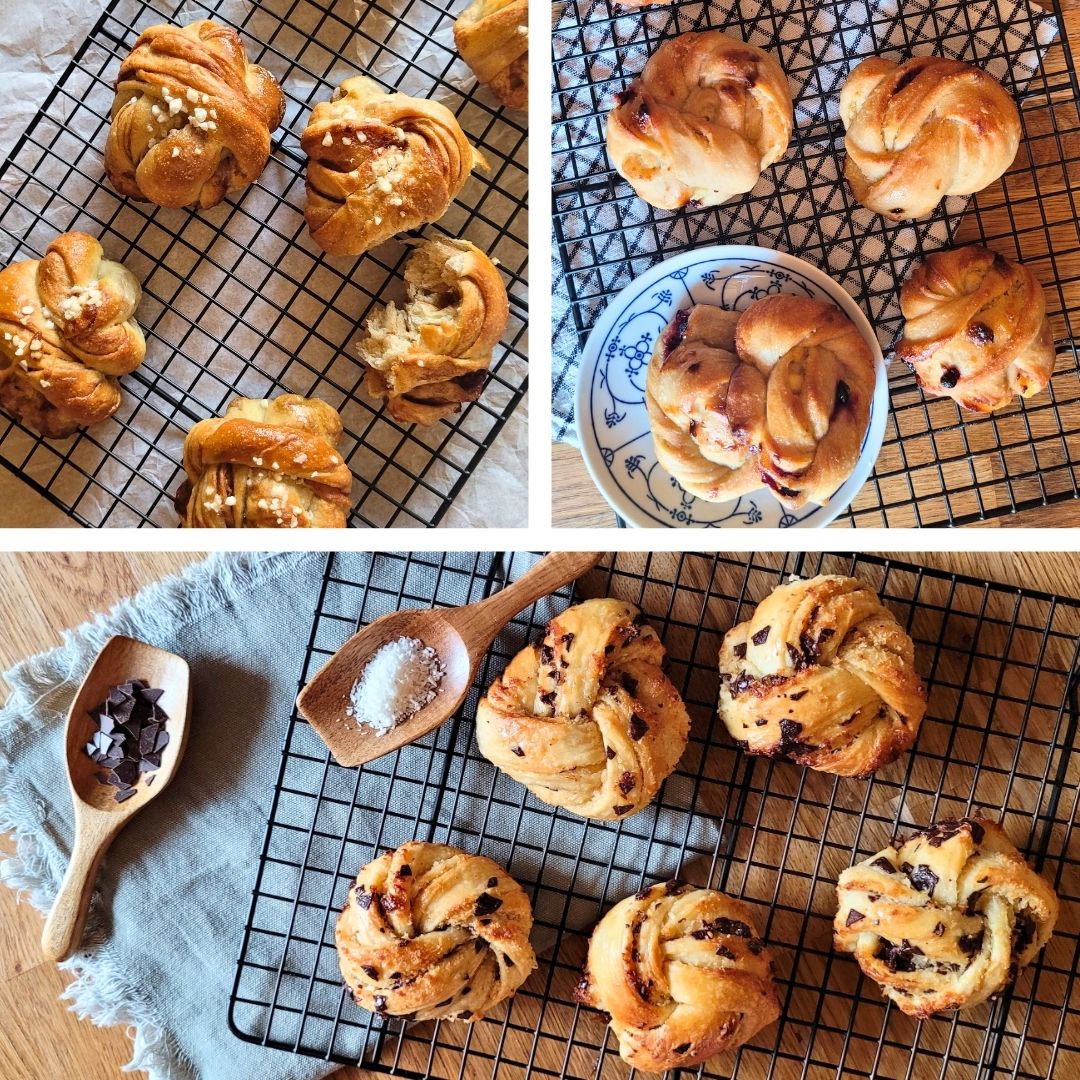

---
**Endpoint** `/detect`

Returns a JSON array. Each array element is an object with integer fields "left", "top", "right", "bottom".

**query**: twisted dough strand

[
  {"left": 606, "top": 31, "right": 792, "bottom": 210},
  {"left": 0, "top": 231, "right": 145, "bottom": 438},
  {"left": 840, "top": 55, "right": 1020, "bottom": 221},
  {"left": 336, "top": 842, "right": 536, "bottom": 1021},
  {"left": 104, "top": 20, "right": 285, "bottom": 209},
  {"left": 578, "top": 882, "right": 780, "bottom": 1070},
  {"left": 302, "top": 77, "right": 487, "bottom": 257},
  {"left": 897, "top": 245, "right": 1055, "bottom": 412},
  {"left": 835, "top": 818, "right": 1058, "bottom": 1017},
  {"left": 475, "top": 598, "right": 690, "bottom": 820},
  {"left": 177, "top": 394, "right": 352, "bottom": 527},
  {"left": 717, "top": 575, "right": 927, "bottom": 777}
]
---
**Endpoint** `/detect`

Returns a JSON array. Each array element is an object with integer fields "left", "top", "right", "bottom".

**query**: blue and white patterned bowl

[{"left": 575, "top": 245, "right": 889, "bottom": 528}]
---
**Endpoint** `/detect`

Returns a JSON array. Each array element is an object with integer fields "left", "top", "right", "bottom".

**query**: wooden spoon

[
  {"left": 41, "top": 635, "right": 190, "bottom": 963},
  {"left": 297, "top": 551, "right": 602, "bottom": 767}
]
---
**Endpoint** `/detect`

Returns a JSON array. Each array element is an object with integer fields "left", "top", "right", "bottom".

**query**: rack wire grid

[
  {"left": 0, "top": 0, "right": 527, "bottom": 527},
  {"left": 552, "top": 0, "right": 1080, "bottom": 528},
  {"left": 230, "top": 550, "right": 1080, "bottom": 1079}
]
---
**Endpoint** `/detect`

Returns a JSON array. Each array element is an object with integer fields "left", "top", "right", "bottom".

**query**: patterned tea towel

[{"left": 551, "top": 0, "right": 1060, "bottom": 441}]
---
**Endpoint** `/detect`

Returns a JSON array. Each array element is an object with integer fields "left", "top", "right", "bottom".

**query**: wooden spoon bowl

[
  {"left": 42, "top": 635, "right": 190, "bottom": 962},
  {"left": 297, "top": 552, "right": 602, "bottom": 767}
]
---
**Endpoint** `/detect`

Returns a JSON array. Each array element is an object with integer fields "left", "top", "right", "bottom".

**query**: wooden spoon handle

[
  {"left": 41, "top": 813, "right": 121, "bottom": 963},
  {"left": 459, "top": 552, "right": 603, "bottom": 659}
]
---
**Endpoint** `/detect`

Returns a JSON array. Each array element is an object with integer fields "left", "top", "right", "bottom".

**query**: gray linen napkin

[{"left": 0, "top": 551, "right": 334, "bottom": 1080}]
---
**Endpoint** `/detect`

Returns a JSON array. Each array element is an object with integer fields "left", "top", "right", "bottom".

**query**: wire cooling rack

[
  {"left": 0, "top": 0, "right": 527, "bottom": 527},
  {"left": 552, "top": 0, "right": 1080, "bottom": 527},
  {"left": 230, "top": 551, "right": 1080, "bottom": 1078}
]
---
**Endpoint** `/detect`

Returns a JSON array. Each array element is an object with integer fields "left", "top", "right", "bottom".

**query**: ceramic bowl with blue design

[{"left": 575, "top": 245, "right": 889, "bottom": 528}]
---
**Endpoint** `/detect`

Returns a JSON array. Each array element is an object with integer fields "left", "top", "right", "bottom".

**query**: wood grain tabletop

[
  {"left": 1, "top": 550, "right": 1078, "bottom": 1079},
  {"left": 552, "top": 0, "right": 1080, "bottom": 531}
]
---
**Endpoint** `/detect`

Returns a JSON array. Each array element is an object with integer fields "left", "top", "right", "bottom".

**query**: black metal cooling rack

[
  {"left": 0, "top": 0, "right": 527, "bottom": 527},
  {"left": 552, "top": 0, "right": 1080, "bottom": 527},
  {"left": 230, "top": 551, "right": 1080, "bottom": 1078}
]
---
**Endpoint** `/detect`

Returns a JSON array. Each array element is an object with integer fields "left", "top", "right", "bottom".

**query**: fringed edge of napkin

[{"left": 0, "top": 551, "right": 314, "bottom": 1080}]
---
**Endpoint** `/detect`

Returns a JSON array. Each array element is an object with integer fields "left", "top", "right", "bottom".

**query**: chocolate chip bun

[
  {"left": 717, "top": 575, "right": 927, "bottom": 777},
  {"left": 834, "top": 818, "right": 1058, "bottom": 1017},
  {"left": 336, "top": 841, "right": 536, "bottom": 1022},
  {"left": 475, "top": 598, "right": 690, "bottom": 820}
]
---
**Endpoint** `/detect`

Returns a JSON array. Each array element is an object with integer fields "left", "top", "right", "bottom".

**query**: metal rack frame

[
  {"left": 0, "top": 0, "right": 527, "bottom": 527},
  {"left": 552, "top": 0, "right": 1080, "bottom": 527},
  {"left": 230, "top": 551, "right": 1080, "bottom": 1078}
]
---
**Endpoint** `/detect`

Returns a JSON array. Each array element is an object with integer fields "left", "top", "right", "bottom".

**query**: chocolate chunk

[
  {"left": 755, "top": 718, "right": 767, "bottom": 726},
  {"left": 474, "top": 893, "right": 503, "bottom": 917},
  {"left": 628, "top": 714, "right": 648, "bottom": 741},
  {"left": 540, "top": 644, "right": 554, "bottom": 664},
  {"left": 673, "top": 1043, "right": 691, "bottom": 1054},
  {"left": 354, "top": 886, "right": 373, "bottom": 909},
  {"left": 786, "top": 643, "right": 803, "bottom": 668},
  {"left": 563, "top": 632, "right": 576, "bottom": 648},
  {"left": 751, "top": 625, "right": 771, "bottom": 646},
  {"left": 114, "top": 787, "right": 137, "bottom": 803},
  {"left": 539, "top": 690, "right": 557, "bottom": 707},
  {"left": 145, "top": 774, "right": 155, "bottom": 787},
  {"left": 621, "top": 673, "right": 639, "bottom": 697},
  {"left": 113, "top": 759, "right": 139, "bottom": 786},
  {"left": 940, "top": 366, "right": 960, "bottom": 389},
  {"left": 361, "top": 965, "right": 378, "bottom": 978},
  {"left": 959, "top": 930, "right": 984, "bottom": 955},
  {"left": 789, "top": 690, "right": 807, "bottom": 701},
  {"left": 510, "top": 745, "right": 525, "bottom": 757},
  {"left": 660, "top": 309, "right": 691, "bottom": 358},
  {"left": 747, "top": 938, "right": 764, "bottom": 955},
  {"left": 618, "top": 771, "right": 635, "bottom": 795},
  {"left": 573, "top": 973, "right": 591, "bottom": 1002},
  {"left": 1011, "top": 912, "right": 1035, "bottom": 956},
  {"left": 967, "top": 322, "right": 994, "bottom": 345},
  {"left": 870, "top": 857, "right": 895, "bottom": 874},
  {"left": 373, "top": 995, "right": 388, "bottom": 1013},
  {"left": 846, "top": 910, "right": 865, "bottom": 927},
  {"left": 907, "top": 863, "right": 939, "bottom": 897},
  {"left": 605, "top": 746, "right": 616, "bottom": 759},
  {"left": 613, "top": 804, "right": 633, "bottom": 816},
  {"left": 666, "top": 880, "right": 690, "bottom": 895},
  {"left": 487, "top": 877, "right": 498, "bottom": 889},
  {"left": 777, "top": 719, "right": 816, "bottom": 758},
  {"left": 732, "top": 642, "right": 747, "bottom": 659},
  {"left": 505, "top": 955, "right": 514, "bottom": 967},
  {"left": 635, "top": 886, "right": 652, "bottom": 900},
  {"left": 398, "top": 865, "right": 412, "bottom": 877},
  {"left": 875, "top": 938, "right": 917, "bottom": 972},
  {"left": 715, "top": 944, "right": 736, "bottom": 960}
]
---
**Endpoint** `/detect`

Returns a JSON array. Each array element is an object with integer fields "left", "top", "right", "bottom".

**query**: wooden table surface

[
  {"left": 1, "top": 550, "right": 1078, "bottom": 1079},
  {"left": 552, "top": 0, "right": 1080, "bottom": 530}
]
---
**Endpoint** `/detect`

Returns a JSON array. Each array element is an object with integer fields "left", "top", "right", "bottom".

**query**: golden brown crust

[
  {"left": 579, "top": 882, "right": 779, "bottom": 1071},
  {"left": 475, "top": 598, "right": 690, "bottom": 820},
  {"left": 454, "top": 0, "right": 528, "bottom": 110},
  {"left": 177, "top": 394, "right": 352, "bottom": 527},
  {"left": 336, "top": 842, "right": 536, "bottom": 1022},
  {"left": 358, "top": 238, "right": 509, "bottom": 425},
  {"left": 646, "top": 296, "right": 875, "bottom": 509},
  {"left": 897, "top": 245, "right": 1055, "bottom": 412},
  {"left": 0, "top": 231, "right": 145, "bottom": 438},
  {"left": 605, "top": 31, "right": 792, "bottom": 210},
  {"left": 717, "top": 575, "right": 927, "bottom": 777},
  {"left": 834, "top": 818, "right": 1058, "bottom": 1018},
  {"left": 302, "top": 77, "right": 487, "bottom": 257},
  {"left": 104, "top": 20, "right": 285, "bottom": 209},
  {"left": 840, "top": 55, "right": 1020, "bottom": 221}
]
